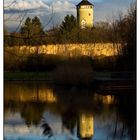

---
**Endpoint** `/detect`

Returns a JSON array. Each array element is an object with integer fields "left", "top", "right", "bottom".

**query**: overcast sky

[{"left": 4, "top": 0, "right": 134, "bottom": 31}]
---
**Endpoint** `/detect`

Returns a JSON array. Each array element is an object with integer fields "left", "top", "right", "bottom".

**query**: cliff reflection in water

[
  {"left": 5, "top": 83, "right": 57, "bottom": 103},
  {"left": 4, "top": 82, "right": 136, "bottom": 140}
]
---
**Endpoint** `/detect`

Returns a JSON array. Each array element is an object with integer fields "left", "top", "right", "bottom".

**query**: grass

[
  {"left": 94, "top": 71, "right": 112, "bottom": 78},
  {"left": 5, "top": 71, "right": 132, "bottom": 82},
  {"left": 4, "top": 72, "right": 53, "bottom": 81}
]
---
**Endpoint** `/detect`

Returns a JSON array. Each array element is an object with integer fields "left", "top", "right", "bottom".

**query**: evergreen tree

[
  {"left": 60, "top": 14, "right": 77, "bottom": 33},
  {"left": 20, "top": 17, "right": 32, "bottom": 37},
  {"left": 31, "top": 16, "right": 45, "bottom": 45},
  {"left": 32, "top": 16, "right": 44, "bottom": 36},
  {"left": 20, "top": 16, "right": 45, "bottom": 45}
]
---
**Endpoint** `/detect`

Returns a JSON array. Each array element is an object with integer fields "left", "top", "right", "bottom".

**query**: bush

[
  {"left": 93, "top": 56, "right": 117, "bottom": 71},
  {"left": 4, "top": 51, "right": 23, "bottom": 71},
  {"left": 23, "top": 54, "right": 66, "bottom": 72},
  {"left": 53, "top": 56, "right": 94, "bottom": 86}
]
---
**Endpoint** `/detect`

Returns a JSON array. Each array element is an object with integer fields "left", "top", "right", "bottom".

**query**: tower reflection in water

[{"left": 77, "top": 112, "right": 94, "bottom": 140}]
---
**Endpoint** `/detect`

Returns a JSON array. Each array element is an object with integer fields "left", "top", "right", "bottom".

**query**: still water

[{"left": 4, "top": 82, "right": 136, "bottom": 140}]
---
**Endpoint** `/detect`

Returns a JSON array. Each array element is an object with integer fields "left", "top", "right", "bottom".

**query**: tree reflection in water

[
  {"left": 41, "top": 117, "right": 54, "bottom": 139},
  {"left": 114, "top": 93, "right": 136, "bottom": 140},
  {"left": 20, "top": 102, "right": 46, "bottom": 127},
  {"left": 61, "top": 106, "right": 77, "bottom": 134}
]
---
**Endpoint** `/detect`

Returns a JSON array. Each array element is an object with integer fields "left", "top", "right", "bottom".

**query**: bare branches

[
  {"left": 4, "top": 49, "right": 22, "bottom": 59},
  {"left": 14, "top": 9, "right": 28, "bottom": 32},
  {"left": 4, "top": 0, "right": 17, "bottom": 9},
  {"left": 4, "top": 0, "right": 29, "bottom": 33},
  {"left": 4, "top": 0, "right": 55, "bottom": 33},
  {"left": 42, "top": 5, "right": 54, "bottom": 30},
  {"left": 4, "top": 0, "right": 55, "bottom": 48}
]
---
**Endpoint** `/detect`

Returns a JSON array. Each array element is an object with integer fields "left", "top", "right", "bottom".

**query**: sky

[{"left": 4, "top": 0, "right": 134, "bottom": 32}]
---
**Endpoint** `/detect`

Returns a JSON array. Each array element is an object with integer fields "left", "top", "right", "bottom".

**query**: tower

[{"left": 76, "top": 0, "right": 94, "bottom": 29}]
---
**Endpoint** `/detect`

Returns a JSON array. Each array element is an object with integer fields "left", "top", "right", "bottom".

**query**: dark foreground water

[{"left": 4, "top": 82, "right": 136, "bottom": 140}]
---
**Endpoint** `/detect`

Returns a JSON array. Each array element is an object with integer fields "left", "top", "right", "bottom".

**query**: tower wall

[{"left": 77, "top": 5, "right": 94, "bottom": 28}]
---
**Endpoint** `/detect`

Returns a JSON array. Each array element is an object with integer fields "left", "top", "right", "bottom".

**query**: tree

[
  {"left": 60, "top": 14, "right": 77, "bottom": 33},
  {"left": 115, "top": 3, "right": 136, "bottom": 71},
  {"left": 31, "top": 16, "right": 45, "bottom": 45},
  {"left": 32, "top": 16, "right": 44, "bottom": 36},
  {"left": 20, "top": 16, "right": 45, "bottom": 46},
  {"left": 20, "top": 17, "right": 32, "bottom": 45},
  {"left": 4, "top": 28, "right": 10, "bottom": 47},
  {"left": 20, "top": 17, "right": 32, "bottom": 37},
  {"left": 57, "top": 14, "right": 78, "bottom": 43}
]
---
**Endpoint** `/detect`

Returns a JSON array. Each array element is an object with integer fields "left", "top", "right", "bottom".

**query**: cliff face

[{"left": 5, "top": 43, "right": 121, "bottom": 57}]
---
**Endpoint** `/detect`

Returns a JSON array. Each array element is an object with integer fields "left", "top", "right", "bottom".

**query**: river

[{"left": 4, "top": 82, "right": 136, "bottom": 140}]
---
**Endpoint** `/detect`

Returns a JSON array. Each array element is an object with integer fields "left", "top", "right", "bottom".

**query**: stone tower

[{"left": 76, "top": 0, "right": 94, "bottom": 29}]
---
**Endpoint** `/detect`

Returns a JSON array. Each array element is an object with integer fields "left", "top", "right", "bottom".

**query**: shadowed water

[{"left": 4, "top": 82, "right": 136, "bottom": 140}]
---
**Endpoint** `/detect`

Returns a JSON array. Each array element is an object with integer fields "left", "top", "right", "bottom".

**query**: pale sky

[{"left": 4, "top": 0, "right": 134, "bottom": 31}]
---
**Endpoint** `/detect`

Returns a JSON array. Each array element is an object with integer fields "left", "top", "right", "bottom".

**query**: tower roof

[{"left": 76, "top": 0, "right": 93, "bottom": 7}]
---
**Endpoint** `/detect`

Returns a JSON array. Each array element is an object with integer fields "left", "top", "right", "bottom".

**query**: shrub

[
  {"left": 4, "top": 51, "right": 23, "bottom": 71},
  {"left": 53, "top": 56, "right": 94, "bottom": 86},
  {"left": 23, "top": 54, "right": 65, "bottom": 72}
]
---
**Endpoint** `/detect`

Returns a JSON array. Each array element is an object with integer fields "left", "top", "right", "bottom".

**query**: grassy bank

[
  {"left": 4, "top": 71, "right": 135, "bottom": 83},
  {"left": 4, "top": 72, "right": 53, "bottom": 81},
  {"left": 4, "top": 71, "right": 112, "bottom": 81}
]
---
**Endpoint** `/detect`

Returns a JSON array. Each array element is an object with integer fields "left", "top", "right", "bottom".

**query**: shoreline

[{"left": 4, "top": 71, "right": 135, "bottom": 81}]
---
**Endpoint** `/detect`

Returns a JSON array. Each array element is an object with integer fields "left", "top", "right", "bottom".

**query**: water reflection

[
  {"left": 77, "top": 112, "right": 94, "bottom": 139},
  {"left": 5, "top": 83, "right": 57, "bottom": 103},
  {"left": 4, "top": 82, "right": 136, "bottom": 140},
  {"left": 20, "top": 103, "right": 46, "bottom": 126},
  {"left": 41, "top": 118, "right": 53, "bottom": 138},
  {"left": 61, "top": 106, "right": 77, "bottom": 135}
]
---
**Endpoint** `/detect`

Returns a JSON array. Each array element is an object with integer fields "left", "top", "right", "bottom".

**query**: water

[{"left": 4, "top": 82, "right": 136, "bottom": 140}]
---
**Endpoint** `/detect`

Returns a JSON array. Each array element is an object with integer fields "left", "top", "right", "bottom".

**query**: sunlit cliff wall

[{"left": 5, "top": 43, "right": 121, "bottom": 57}]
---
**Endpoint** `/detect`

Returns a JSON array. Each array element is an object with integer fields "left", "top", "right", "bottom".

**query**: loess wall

[{"left": 5, "top": 43, "right": 121, "bottom": 57}]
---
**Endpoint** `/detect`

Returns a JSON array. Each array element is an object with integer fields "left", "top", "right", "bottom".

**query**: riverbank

[
  {"left": 4, "top": 71, "right": 135, "bottom": 81},
  {"left": 4, "top": 71, "right": 136, "bottom": 95},
  {"left": 4, "top": 72, "right": 53, "bottom": 82}
]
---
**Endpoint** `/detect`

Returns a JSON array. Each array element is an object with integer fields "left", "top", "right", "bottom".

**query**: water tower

[{"left": 76, "top": 0, "right": 94, "bottom": 29}]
